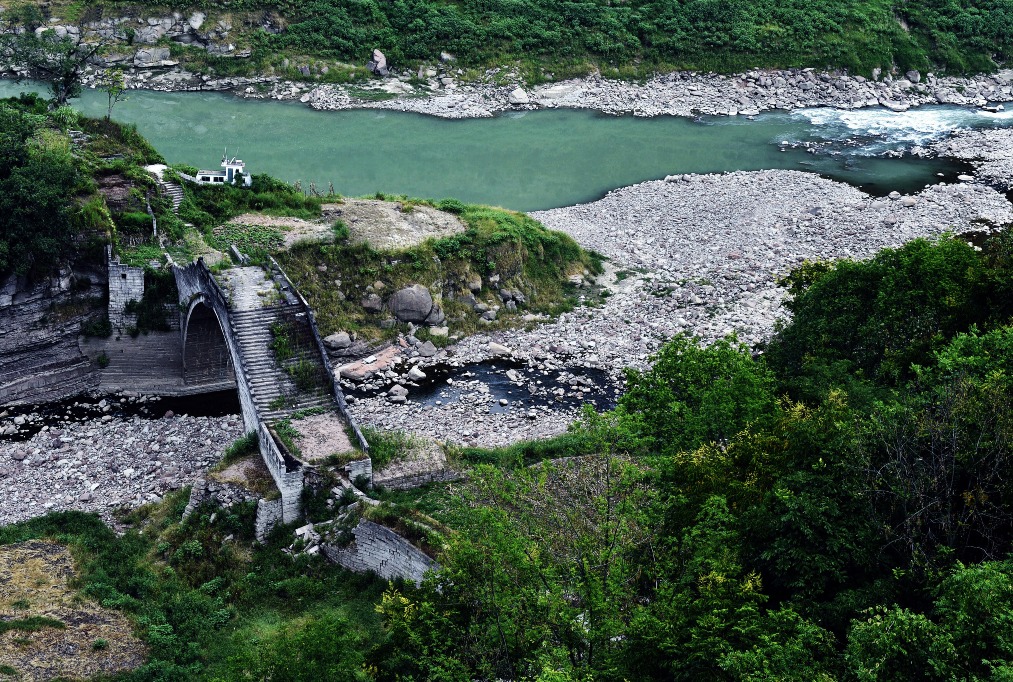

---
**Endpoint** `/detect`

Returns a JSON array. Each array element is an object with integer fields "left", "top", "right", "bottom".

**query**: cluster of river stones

[
  {"left": 0, "top": 413, "right": 244, "bottom": 526},
  {"left": 336, "top": 167, "right": 1013, "bottom": 445}
]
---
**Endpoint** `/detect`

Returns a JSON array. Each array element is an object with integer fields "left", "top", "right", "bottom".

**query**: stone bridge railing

[
  {"left": 268, "top": 256, "right": 370, "bottom": 453},
  {"left": 173, "top": 259, "right": 305, "bottom": 530}
]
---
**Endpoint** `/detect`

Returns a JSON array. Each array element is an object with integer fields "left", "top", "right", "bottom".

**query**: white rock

[{"left": 508, "top": 87, "right": 529, "bottom": 105}]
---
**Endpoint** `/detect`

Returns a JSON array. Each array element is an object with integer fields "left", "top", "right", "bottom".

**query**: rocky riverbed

[
  {"left": 919, "top": 127, "right": 1013, "bottom": 191},
  {"left": 342, "top": 170, "right": 1013, "bottom": 446},
  {"left": 0, "top": 413, "right": 244, "bottom": 526},
  {"left": 76, "top": 64, "right": 1013, "bottom": 121}
]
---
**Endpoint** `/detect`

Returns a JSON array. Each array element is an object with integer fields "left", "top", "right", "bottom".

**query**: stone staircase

[
  {"left": 160, "top": 180, "right": 185, "bottom": 213},
  {"left": 222, "top": 267, "right": 332, "bottom": 423},
  {"left": 230, "top": 307, "right": 332, "bottom": 421}
]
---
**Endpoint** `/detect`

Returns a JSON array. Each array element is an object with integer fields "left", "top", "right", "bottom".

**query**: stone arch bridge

[{"left": 172, "top": 258, "right": 369, "bottom": 530}]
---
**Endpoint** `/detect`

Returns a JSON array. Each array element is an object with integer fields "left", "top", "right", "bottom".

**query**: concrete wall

[
  {"left": 108, "top": 259, "right": 145, "bottom": 330},
  {"left": 322, "top": 519, "right": 438, "bottom": 586}
]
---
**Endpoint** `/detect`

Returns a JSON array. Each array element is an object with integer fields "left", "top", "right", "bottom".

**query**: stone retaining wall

[
  {"left": 322, "top": 519, "right": 437, "bottom": 586},
  {"left": 255, "top": 498, "right": 284, "bottom": 542},
  {"left": 108, "top": 257, "right": 144, "bottom": 331}
]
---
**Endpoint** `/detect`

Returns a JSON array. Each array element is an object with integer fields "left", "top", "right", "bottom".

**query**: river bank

[
  {"left": 919, "top": 127, "right": 1013, "bottom": 191},
  {"left": 343, "top": 170, "right": 1013, "bottom": 446},
  {"left": 71, "top": 62, "right": 1013, "bottom": 120}
]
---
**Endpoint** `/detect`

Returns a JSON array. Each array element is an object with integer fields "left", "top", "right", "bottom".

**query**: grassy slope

[
  {"left": 276, "top": 197, "right": 602, "bottom": 342},
  {"left": 0, "top": 498, "right": 386, "bottom": 681},
  {"left": 27, "top": 0, "right": 1013, "bottom": 81}
]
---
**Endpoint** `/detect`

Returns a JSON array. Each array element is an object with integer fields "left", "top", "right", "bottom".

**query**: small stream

[
  {"left": 0, "top": 390, "right": 240, "bottom": 442},
  {"left": 347, "top": 360, "right": 620, "bottom": 414}
]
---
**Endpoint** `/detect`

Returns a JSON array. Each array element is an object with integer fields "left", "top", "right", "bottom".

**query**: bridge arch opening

[{"left": 182, "top": 300, "right": 236, "bottom": 386}]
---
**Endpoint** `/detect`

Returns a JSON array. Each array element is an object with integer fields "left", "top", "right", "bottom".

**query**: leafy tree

[
  {"left": 627, "top": 496, "right": 766, "bottom": 681},
  {"left": 0, "top": 102, "right": 79, "bottom": 275},
  {"left": 619, "top": 334, "right": 777, "bottom": 456},
  {"left": 766, "top": 238, "right": 991, "bottom": 402},
  {"left": 934, "top": 559, "right": 1013, "bottom": 678},
  {"left": 721, "top": 608, "right": 838, "bottom": 681},
  {"left": 741, "top": 394, "right": 881, "bottom": 603},
  {"left": 99, "top": 67, "right": 128, "bottom": 121},
  {"left": 1, "top": 29, "right": 101, "bottom": 105},
  {"left": 844, "top": 605, "right": 955, "bottom": 681}
]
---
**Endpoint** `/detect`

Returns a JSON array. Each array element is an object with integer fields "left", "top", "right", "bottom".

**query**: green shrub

[
  {"left": 82, "top": 316, "right": 113, "bottom": 338},
  {"left": 221, "top": 433, "right": 259, "bottom": 466}
]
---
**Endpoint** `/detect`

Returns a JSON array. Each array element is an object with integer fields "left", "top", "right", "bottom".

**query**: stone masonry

[
  {"left": 322, "top": 519, "right": 437, "bottom": 586},
  {"left": 108, "top": 258, "right": 144, "bottom": 331}
]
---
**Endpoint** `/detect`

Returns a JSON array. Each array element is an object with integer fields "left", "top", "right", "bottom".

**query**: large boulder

[
  {"left": 368, "top": 48, "right": 389, "bottom": 77},
  {"left": 361, "top": 293, "right": 383, "bottom": 313},
  {"left": 389, "top": 285, "right": 444, "bottom": 324},
  {"left": 134, "top": 47, "right": 171, "bottom": 67},
  {"left": 508, "top": 87, "right": 529, "bottom": 105},
  {"left": 323, "top": 331, "right": 352, "bottom": 350}
]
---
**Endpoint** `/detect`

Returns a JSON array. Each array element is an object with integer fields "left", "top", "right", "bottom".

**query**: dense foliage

[
  {"left": 98, "top": 0, "right": 1013, "bottom": 76},
  {"left": 0, "top": 98, "right": 80, "bottom": 275},
  {"left": 0, "top": 92, "right": 169, "bottom": 278},
  {"left": 0, "top": 499, "right": 383, "bottom": 681},
  {"left": 367, "top": 232, "right": 1013, "bottom": 681}
]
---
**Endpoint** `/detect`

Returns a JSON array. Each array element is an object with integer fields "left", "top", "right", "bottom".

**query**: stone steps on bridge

[{"left": 229, "top": 303, "right": 334, "bottom": 422}]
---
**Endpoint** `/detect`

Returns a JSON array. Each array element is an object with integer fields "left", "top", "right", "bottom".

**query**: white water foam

[{"left": 792, "top": 106, "right": 1013, "bottom": 151}]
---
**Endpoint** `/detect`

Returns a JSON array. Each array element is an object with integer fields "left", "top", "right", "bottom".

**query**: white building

[{"left": 196, "top": 154, "right": 253, "bottom": 186}]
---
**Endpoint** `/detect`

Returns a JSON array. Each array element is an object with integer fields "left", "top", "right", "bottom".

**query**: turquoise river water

[{"left": 3, "top": 81, "right": 1013, "bottom": 211}]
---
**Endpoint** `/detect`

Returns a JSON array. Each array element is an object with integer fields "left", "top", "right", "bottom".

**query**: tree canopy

[{"left": 0, "top": 100, "right": 79, "bottom": 276}]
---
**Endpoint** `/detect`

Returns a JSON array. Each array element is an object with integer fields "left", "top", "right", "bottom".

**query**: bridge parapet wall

[
  {"left": 258, "top": 422, "right": 304, "bottom": 524},
  {"left": 267, "top": 256, "right": 370, "bottom": 455}
]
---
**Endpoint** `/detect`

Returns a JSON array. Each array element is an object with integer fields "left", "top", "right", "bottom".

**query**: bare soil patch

[
  {"left": 211, "top": 455, "right": 275, "bottom": 496},
  {"left": 291, "top": 412, "right": 356, "bottom": 462},
  {"left": 325, "top": 200, "right": 466, "bottom": 251},
  {"left": 0, "top": 540, "right": 145, "bottom": 682}
]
